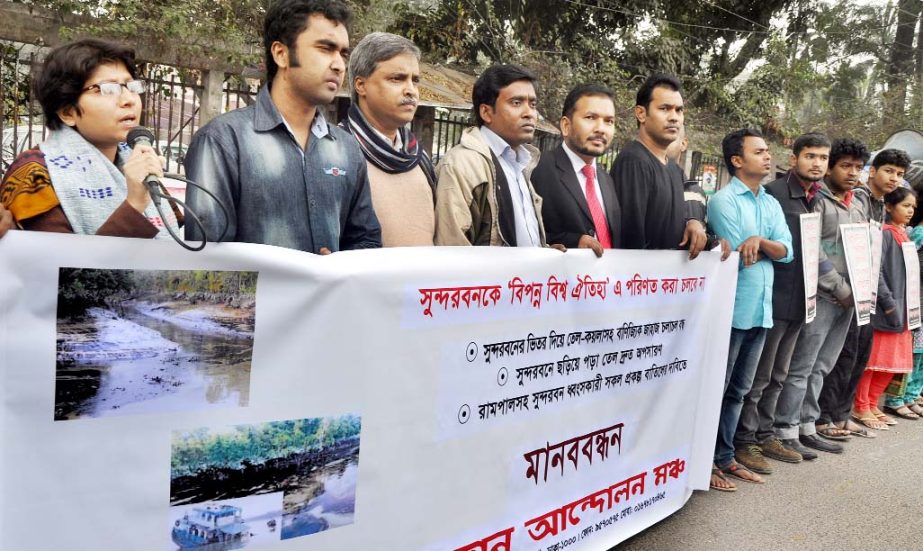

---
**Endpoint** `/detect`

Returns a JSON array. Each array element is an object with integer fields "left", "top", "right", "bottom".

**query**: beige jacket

[{"left": 434, "top": 126, "right": 547, "bottom": 246}]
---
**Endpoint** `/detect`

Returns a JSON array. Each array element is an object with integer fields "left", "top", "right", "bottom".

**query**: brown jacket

[{"left": 434, "top": 126, "right": 547, "bottom": 246}]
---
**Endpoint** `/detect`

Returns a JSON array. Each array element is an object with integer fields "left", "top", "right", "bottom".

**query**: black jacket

[
  {"left": 764, "top": 173, "right": 819, "bottom": 321},
  {"left": 531, "top": 145, "right": 622, "bottom": 248}
]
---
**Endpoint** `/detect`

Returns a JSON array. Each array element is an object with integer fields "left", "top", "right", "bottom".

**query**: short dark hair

[
  {"left": 34, "top": 39, "right": 138, "bottom": 131},
  {"left": 792, "top": 132, "right": 830, "bottom": 156},
  {"left": 472, "top": 64, "right": 536, "bottom": 126},
  {"left": 721, "top": 128, "right": 764, "bottom": 177},
  {"left": 873, "top": 148, "right": 911, "bottom": 170},
  {"left": 828, "top": 138, "right": 870, "bottom": 169},
  {"left": 635, "top": 73, "right": 682, "bottom": 110},
  {"left": 264, "top": 0, "right": 352, "bottom": 84},
  {"left": 561, "top": 83, "right": 615, "bottom": 118},
  {"left": 884, "top": 185, "right": 916, "bottom": 208}
]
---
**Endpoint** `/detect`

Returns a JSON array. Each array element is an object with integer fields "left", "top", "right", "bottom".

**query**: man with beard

[
  {"left": 341, "top": 32, "right": 436, "bottom": 247},
  {"left": 707, "top": 128, "right": 792, "bottom": 491},
  {"left": 531, "top": 83, "right": 621, "bottom": 256},
  {"left": 772, "top": 135, "right": 867, "bottom": 456},
  {"left": 733, "top": 133, "right": 831, "bottom": 474},
  {"left": 609, "top": 74, "right": 707, "bottom": 257},
  {"left": 185, "top": 0, "right": 381, "bottom": 253},
  {"left": 435, "top": 64, "right": 553, "bottom": 248}
]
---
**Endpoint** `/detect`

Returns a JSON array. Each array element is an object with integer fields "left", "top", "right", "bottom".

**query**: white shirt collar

[
  {"left": 370, "top": 124, "right": 403, "bottom": 149},
  {"left": 561, "top": 141, "right": 596, "bottom": 175},
  {"left": 480, "top": 126, "right": 531, "bottom": 168}
]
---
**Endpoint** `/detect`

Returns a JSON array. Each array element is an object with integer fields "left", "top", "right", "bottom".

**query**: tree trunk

[
  {"left": 885, "top": 0, "right": 922, "bottom": 123},
  {"left": 914, "top": 9, "right": 923, "bottom": 122}
]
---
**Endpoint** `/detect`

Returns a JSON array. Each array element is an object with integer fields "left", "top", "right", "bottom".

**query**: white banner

[
  {"left": 800, "top": 213, "right": 820, "bottom": 324},
  {"left": 902, "top": 241, "right": 921, "bottom": 331},
  {"left": 869, "top": 221, "right": 883, "bottom": 314},
  {"left": 841, "top": 223, "right": 873, "bottom": 326},
  {"left": 0, "top": 232, "right": 737, "bottom": 551}
]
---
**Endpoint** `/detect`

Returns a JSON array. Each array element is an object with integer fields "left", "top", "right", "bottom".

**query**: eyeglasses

[{"left": 82, "top": 80, "right": 147, "bottom": 96}]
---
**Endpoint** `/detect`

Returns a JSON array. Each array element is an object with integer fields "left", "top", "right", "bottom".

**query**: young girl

[
  {"left": 884, "top": 214, "right": 923, "bottom": 418},
  {"left": 853, "top": 186, "right": 917, "bottom": 428}
]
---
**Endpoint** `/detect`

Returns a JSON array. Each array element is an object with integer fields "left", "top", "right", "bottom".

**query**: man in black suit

[{"left": 532, "top": 83, "right": 621, "bottom": 256}]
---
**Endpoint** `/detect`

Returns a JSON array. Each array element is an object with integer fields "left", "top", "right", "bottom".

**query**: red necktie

[{"left": 581, "top": 164, "right": 612, "bottom": 248}]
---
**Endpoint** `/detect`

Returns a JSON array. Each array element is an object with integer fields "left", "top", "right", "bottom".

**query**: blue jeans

[{"left": 715, "top": 327, "right": 768, "bottom": 467}]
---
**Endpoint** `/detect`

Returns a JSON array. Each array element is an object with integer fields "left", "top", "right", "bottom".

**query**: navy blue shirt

[{"left": 184, "top": 87, "right": 381, "bottom": 253}]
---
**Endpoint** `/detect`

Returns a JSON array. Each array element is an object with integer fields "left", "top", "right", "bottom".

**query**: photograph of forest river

[{"left": 54, "top": 268, "right": 257, "bottom": 420}]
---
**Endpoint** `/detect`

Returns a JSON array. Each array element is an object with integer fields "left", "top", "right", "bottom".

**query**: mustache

[{"left": 400, "top": 98, "right": 418, "bottom": 107}]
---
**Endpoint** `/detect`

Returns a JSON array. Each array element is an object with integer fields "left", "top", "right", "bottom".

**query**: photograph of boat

[
  {"left": 169, "top": 493, "right": 283, "bottom": 550},
  {"left": 172, "top": 505, "right": 250, "bottom": 548}
]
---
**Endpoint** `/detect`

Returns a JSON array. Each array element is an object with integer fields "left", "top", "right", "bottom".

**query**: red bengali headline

[
  {"left": 419, "top": 274, "right": 707, "bottom": 318},
  {"left": 453, "top": 457, "right": 686, "bottom": 551}
]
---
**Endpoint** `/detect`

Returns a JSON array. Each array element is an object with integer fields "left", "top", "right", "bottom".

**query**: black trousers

[{"left": 817, "top": 318, "right": 874, "bottom": 425}]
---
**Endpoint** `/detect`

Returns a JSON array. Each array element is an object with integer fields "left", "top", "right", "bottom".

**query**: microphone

[
  {"left": 125, "top": 126, "right": 231, "bottom": 250},
  {"left": 126, "top": 126, "right": 161, "bottom": 190}
]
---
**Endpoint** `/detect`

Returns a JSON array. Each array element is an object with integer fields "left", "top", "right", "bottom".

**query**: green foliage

[
  {"left": 12, "top": 0, "right": 923, "bottom": 149},
  {"left": 131, "top": 269, "right": 259, "bottom": 296},
  {"left": 171, "top": 415, "right": 362, "bottom": 477},
  {"left": 0, "top": 42, "right": 39, "bottom": 124},
  {"left": 20, "top": 0, "right": 266, "bottom": 68},
  {"left": 56, "top": 269, "right": 257, "bottom": 317},
  {"left": 57, "top": 267, "right": 136, "bottom": 317}
]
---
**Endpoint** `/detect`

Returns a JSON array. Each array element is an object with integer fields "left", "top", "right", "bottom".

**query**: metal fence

[
  {"left": 689, "top": 151, "right": 727, "bottom": 195},
  {"left": 0, "top": 41, "right": 259, "bottom": 175},
  {"left": 140, "top": 67, "right": 257, "bottom": 174},
  {"left": 431, "top": 109, "right": 621, "bottom": 169},
  {"left": 3, "top": 39, "right": 721, "bottom": 190},
  {"left": 1, "top": 45, "right": 47, "bottom": 173}
]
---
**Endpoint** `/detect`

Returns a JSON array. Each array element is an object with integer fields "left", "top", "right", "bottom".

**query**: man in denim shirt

[
  {"left": 707, "top": 128, "right": 793, "bottom": 492},
  {"left": 184, "top": 0, "right": 381, "bottom": 253}
]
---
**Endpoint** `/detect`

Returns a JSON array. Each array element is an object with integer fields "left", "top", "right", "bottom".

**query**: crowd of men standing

[{"left": 2, "top": 0, "right": 920, "bottom": 497}]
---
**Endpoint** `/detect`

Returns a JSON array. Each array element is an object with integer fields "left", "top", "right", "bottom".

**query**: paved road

[{"left": 614, "top": 418, "right": 923, "bottom": 551}]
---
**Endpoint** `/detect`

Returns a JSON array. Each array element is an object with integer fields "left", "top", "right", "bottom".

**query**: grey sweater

[{"left": 816, "top": 185, "right": 867, "bottom": 302}]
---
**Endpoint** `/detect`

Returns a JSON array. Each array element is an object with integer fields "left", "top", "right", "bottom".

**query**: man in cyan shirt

[{"left": 707, "top": 128, "right": 793, "bottom": 492}]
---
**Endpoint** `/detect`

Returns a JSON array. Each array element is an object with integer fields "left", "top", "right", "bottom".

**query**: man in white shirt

[{"left": 434, "top": 64, "right": 556, "bottom": 248}]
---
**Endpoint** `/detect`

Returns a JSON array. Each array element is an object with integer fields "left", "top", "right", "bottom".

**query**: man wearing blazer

[{"left": 532, "top": 83, "right": 621, "bottom": 256}]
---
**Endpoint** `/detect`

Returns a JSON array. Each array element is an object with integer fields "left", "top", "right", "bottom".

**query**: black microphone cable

[
  {"left": 146, "top": 174, "right": 230, "bottom": 252},
  {"left": 127, "top": 126, "right": 231, "bottom": 251}
]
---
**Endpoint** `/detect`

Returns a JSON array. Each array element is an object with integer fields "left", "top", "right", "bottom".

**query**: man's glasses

[{"left": 82, "top": 80, "right": 147, "bottom": 97}]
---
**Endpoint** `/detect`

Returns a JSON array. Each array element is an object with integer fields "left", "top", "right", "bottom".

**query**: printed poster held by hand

[
  {"left": 799, "top": 213, "right": 821, "bottom": 324},
  {"left": 902, "top": 241, "right": 921, "bottom": 330},
  {"left": 840, "top": 223, "right": 873, "bottom": 326}
]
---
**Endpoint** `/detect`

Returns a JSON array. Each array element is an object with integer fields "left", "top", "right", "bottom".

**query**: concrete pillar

[{"left": 200, "top": 69, "right": 225, "bottom": 127}]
